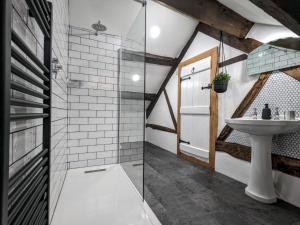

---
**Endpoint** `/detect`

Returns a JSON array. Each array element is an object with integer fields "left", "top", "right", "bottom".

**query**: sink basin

[
  {"left": 225, "top": 117, "right": 300, "bottom": 204},
  {"left": 225, "top": 118, "right": 300, "bottom": 136}
]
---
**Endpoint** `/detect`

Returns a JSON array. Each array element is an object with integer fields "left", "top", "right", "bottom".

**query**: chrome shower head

[{"left": 91, "top": 20, "right": 107, "bottom": 32}]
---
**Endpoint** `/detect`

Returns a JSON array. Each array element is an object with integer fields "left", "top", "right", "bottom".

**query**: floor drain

[
  {"left": 132, "top": 163, "right": 143, "bottom": 167},
  {"left": 84, "top": 168, "right": 107, "bottom": 174}
]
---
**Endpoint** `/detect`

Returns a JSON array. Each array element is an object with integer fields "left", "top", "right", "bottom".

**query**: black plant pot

[{"left": 213, "top": 80, "right": 228, "bottom": 93}]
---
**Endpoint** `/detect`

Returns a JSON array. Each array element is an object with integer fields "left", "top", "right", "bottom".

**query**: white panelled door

[{"left": 180, "top": 57, "right": 212, "bottom": 162}]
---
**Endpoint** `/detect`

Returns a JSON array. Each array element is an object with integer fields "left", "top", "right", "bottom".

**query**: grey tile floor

[{"left": 144, "top": 142, "right": 300, "bottom": 225}]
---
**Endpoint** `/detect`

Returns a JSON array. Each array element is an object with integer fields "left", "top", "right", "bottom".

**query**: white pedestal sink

[{"left": 225, "top": 118, "right": 300, "bottom": 204}]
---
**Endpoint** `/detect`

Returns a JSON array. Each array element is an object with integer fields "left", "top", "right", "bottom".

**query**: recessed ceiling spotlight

[
  {"left": 150, "top": 26, "right": 160, "bottom": 39},
  {"left": 132, "top": 74, "right": 140, "bottom": 82}
]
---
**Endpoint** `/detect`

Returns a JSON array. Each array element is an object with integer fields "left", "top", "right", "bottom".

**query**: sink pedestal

[
  {"left": 245, "top": 134, "right": 277, "bottom": 203},
  {"left": 225, "top": 118, "right": 300, "bottom": 203}
]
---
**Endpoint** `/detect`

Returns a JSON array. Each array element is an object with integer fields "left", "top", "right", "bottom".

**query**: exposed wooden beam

[
  {"left": 179, "top": 152, "right": 212, "bottom": 169},
  {"left": 155, "top": 0, "right": 254, "bottom": 38},
  {"left": 122, "top": 49, "right": 177, "bottom": 67},
  {"left": 121, "top": 91, "right": 156, "bottom": 102},
  {"left": 146, "top": 123, "right": 177, "bottom": 134},
  {"left": 282, "top": 66, "right": 300, "bottom": 81},
  {"left": 197, "top": 22, "right": 262, "bottom": 53},
  {"left": 249, "top": 0, "right": 300, "bottom": 36},
  {"left": 146, "top": 23, "right": 201, "bottom": 118},
  {"left": 219, "top": 54, "right": 248, "bottom": 68},
  {"left": 145, "top": 93, "right": 156, "bottom": 102},
  {"left": 216, "top": 141, "right": 300, "bottom": 178},
  {"left": 218, "top": 73, "right": 270, "bottom": 141},
  {"left": 163, "top": 89, "right": 177, "bottom": 130},
  {"left": 272, "top": 154, "right": 300, "bottom": 178},
  {"left": 216, "top": 141, "right": 251, "bottom": 161}
]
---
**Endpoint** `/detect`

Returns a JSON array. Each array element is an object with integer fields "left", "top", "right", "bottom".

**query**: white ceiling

[
  {"left": 69, "top": 0, "right": 288, "bottom": 94},
  {"left": 217, "top": 0, "right": 282, "bottom": 26},
  {"left": 69, "top": 0, "right": 141, "bottom": 36},
  {"left": 70, "top": 0, "right": 198, "bottom": 57},
  {"left": 146, "top": 1, "right": 198, "bottom": 57}
]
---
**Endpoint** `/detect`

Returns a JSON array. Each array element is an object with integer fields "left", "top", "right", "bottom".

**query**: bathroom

[{"left": 0, "top": 0, "right": 300, "bottom": 224}]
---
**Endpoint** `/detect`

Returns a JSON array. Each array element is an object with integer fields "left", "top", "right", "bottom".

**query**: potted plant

[
  {"left": 213, "top": 31, "right": 231, "bottom": 93},
  {"left": 213, "top": 71, "right": 231, "bottom": 93}
]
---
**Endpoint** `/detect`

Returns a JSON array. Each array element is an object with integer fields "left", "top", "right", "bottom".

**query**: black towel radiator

[{"left": 0, "top": 0, "right": 53, "bottom": 224}]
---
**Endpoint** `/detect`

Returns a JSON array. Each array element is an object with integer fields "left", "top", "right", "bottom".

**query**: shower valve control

[{"left": 52, "top": 58, "right": 63, "bottom": 78}]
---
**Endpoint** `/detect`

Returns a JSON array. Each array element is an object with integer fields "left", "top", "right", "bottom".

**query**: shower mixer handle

[{"left": 52, "top": 58, "right": 63, "bottom": 78}]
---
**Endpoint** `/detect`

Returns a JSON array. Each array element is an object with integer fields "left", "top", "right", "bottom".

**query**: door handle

[
  {"left": 181, "top": 76, "right": 191, "bottom": 82},
  {"left": 179, "top": 139, "right": 190, "bottom": 145},
  {"left": 201, "top": 84, "right": 212, "bottom": 90}
]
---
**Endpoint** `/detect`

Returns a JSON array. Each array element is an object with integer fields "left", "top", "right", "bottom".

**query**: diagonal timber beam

[
  {"left": 250, "top": 0, "right": 300, "bottom": 36},
  {"left": 217, "top": 73, "right": 270, "bottom": 141},
  {"left": 164, "top": 89, "right": 177, "bottom": 130},
  {"left": 283, "top": 66, "right": 300, "bottom": 81},
  {"left": 146, "top": 23, "right": 201, "bottom": 118},
  {"left": 146, "top": 22, "right": 261, "bottom": 119}
]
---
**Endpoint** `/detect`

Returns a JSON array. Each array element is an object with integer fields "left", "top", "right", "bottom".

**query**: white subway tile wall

[
  {"left": 49, "top": 0, "right": 69, "bottom": 219},
  {"left": 247, "top": 44, "right": 300, "bottom": 76},
  {"left": 67, "top": 27, "right": 121, "bottom": 169},
  {"left": 11, "top": 0, "right": 69, "bottom": 220}
]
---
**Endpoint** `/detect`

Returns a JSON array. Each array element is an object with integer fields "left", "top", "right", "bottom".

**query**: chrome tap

[
  {"left": 252, "top": 108, "right": 258, "bottom": 119},
  {"left": 274, "top": 107, "right": 280, "bottom": 120}
]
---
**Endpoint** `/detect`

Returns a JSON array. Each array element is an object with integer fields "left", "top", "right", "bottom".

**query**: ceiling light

[
  {"left": 150, "top": 26, "right": 160, "bottom": 39},
  {"left": 132, "top": 74, "right": 140, "bottom": 82}
]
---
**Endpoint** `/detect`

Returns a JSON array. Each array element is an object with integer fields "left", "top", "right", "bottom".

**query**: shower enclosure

[
  {"left": 119, "top": 3, "right": 146, "bottom": 196},
  {"left": 0, "top": 0, "right": 148, "bottom": 224}
]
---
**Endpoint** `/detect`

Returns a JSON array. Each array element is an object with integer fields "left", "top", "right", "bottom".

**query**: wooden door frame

[{"left": 177, "top": 47, "right": 219, "bottom": 170}]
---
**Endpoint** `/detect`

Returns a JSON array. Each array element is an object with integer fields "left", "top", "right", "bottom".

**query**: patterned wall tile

[{"left": 227, "top": 71, "right": 300, "bottom": 159}]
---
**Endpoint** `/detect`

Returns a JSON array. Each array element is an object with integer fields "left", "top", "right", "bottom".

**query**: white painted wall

[
  {"left": 146, "top": 30, "right": 300, "bottom": 207},
  {"left": 216, "top": 152, "right": 300, "bottom": 207},
  {"left": 146, "top": 74, "right": 178, "bottom": 153},
  {"left": 146, "top": 32, "right": 257, "bottom": 148}
]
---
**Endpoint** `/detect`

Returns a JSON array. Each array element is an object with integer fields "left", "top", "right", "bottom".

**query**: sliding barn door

[{"left": 178, "top": 48, "right": 218, "bottom": 169}]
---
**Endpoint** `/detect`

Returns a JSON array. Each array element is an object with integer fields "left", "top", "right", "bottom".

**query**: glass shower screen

[{"left": 118, "top": 4, "right": 146, "bottom": 197}]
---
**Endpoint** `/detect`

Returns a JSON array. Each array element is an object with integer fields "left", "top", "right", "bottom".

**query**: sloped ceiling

[
  {"left": 217, "top": 0, "right": 281, "bottom": 26},
  {"left": 145, "top": 1, "right": 197, "bottom": 93},
  {"left": 69, "top": 0, "right": 290, "bottom": 95},
  {"left": 146, "top": 1, "right": 198, "bottom": 57},
  {"left": 69, "top": 0, "right": 197, "bottom": 94},
  {"left": 69, "top": 0, "right": 141, "bottom": 36}
]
